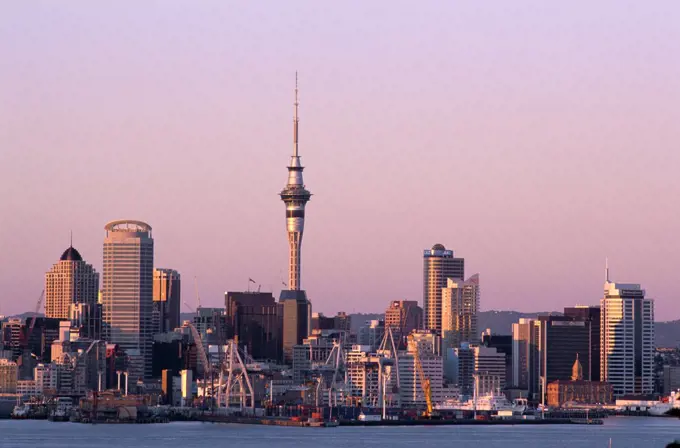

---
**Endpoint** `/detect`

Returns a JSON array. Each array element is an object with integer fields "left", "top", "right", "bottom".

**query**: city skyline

[{"left": 2, "top": 2, "right": 680, "bottom": 318}]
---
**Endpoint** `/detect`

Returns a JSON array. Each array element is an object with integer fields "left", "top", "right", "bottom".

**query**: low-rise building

[{"left": 0, "top": 358, "right": 18, "bottom": 393}]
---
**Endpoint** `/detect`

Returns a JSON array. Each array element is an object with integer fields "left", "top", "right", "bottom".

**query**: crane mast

[{"left": 413, "top": 349, "right": 433, "bottom": 418}]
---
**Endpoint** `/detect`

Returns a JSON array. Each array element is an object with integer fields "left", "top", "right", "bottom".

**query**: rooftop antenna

[
  {"left": 605, "top": 258, "right": 610, "bottom": 283},
  {"left": 70, "top": 230, "right": 73, "bottom": 248}
]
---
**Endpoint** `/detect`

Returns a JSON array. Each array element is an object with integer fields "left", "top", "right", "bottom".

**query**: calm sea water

[{"left": 0, "top": 417, "right": 678, "bottom": 448}]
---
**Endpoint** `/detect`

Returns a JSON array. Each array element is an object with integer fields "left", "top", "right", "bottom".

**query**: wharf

[
  {"left": 196, "top": 414, "right": 602, "bottom": 427},
  {"left": 197, "top": 414, "right": 337, "bottom": 427}
]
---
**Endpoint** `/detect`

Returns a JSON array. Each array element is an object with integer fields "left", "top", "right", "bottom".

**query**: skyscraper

[
  {"left": 601, "top": 265, "right": 654, "bottom": 396},
  {"left": 564, "top": 305, "right": 601, "bottom": 382},
  {"left": 224, "top": 291, "right": 283, "bottom": 362},
  {"left": 45, "top": 245, "right": 100, "bottom": 335},
  {"left": 152, "top": 268, "right": 181, "bottom": 334},
  {"left": 102, "top": 220, "right": 154, "bottom": 380},
  {"left": 279, "top": 74, "right": 312, "bottom": 363},
  {"left": 423, "top": 244, "right": 464, "bottom": 332},
  {"left": 441, "top": 274, "right": 480, "bottom": 349},
  {"left": 384, "top": 300, "right": 423, "bottom": 347}
]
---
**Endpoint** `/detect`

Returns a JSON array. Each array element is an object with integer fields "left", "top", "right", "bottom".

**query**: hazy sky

[{"left": 1, "top": 1, "right": 679, "bottom": 319}]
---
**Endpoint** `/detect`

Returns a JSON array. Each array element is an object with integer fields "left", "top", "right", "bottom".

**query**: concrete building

[
  {"left": 512, "top": 318, "right": 540, "bottom": 397},
  {"left": 358, "top": 320, "right": 385, "bottom": 352},
  {"left": 0, "top": 359, "right": 18, "bottom": 393},
  {"left": 663, "top": 366, "right": 680, "bottom": 395},
  {"left": 384, "top": 300, "right": 422, "bottom": 347},
  {"left": 45, "top": 245, "right": 100, "bottom": 334},
  {"left": 423, "top": 244, "right": 464, "bottom": 332},
  {"left": 152, "top": 269, "right": 181, "bottom": 334},
  {"left": 601, "top": 268, "right": 655, "bottom": 397},
  {"left": 450, "top": 344, "right": 505, "bottom": 399},
  {"left": 345, "top": 345, "right": 395, "bottom": 407},
  {"left": 442, "top": 275, "right": 480, "bottom": 350},
  {"left": 481, "top": 332, "right": 513, "bottom": 390},
  {"left": 291, "top": 330, "right": 348, "bottom": 383},
  {"left": 102, "top": 220, "right": 154, "bottom": 380},
  {"left": 399, "top": 333, "right": 444, "bottom": 407},
  {"left": 546, "top": 356, "right": 613, "bottom": 407}
]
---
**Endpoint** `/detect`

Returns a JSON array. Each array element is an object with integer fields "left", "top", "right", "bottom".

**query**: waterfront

[{"left": 0, "top": 417, "right": 678, "bottom": 448}]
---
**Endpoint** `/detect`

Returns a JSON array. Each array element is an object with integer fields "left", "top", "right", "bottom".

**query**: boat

[
  {"left": 48, "top": 397, "right": 74, "bottom": 422},
  {"left": 649, "top": 391, "right": 680, "bottom": 416},
  {"left": 435, "top": 393, "right": 527, "bottom": 414}
]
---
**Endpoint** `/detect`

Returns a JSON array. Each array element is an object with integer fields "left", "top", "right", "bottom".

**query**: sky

[{"left": 1, "top": 1, "right": 679, "bottom": 319}]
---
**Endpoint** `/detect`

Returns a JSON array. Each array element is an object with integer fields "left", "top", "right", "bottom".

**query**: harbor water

[{"left": 0, "top": 417, "right": 678, "bottom": 448}]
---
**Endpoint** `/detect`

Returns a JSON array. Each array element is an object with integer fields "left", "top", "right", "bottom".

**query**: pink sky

[{"left": 1, "top": 1, "right": 679, "bottom": 319}]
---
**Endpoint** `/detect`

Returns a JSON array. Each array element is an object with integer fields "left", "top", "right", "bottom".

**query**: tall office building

[
  {"left": 442, "top": 274, "right": 480, "bottom": 349},
  {"left": 225, "top": 291, "right": 283, "bottom": 362},
  {"left": 384, "top": 300, "right": 423, "bottom": 347},
  {"left": 45, "top": 245, "right": 100, "bottom": 335},
  {"left": 512, "top": 318, "right": 540, "bottom": 397},
  {"left": 152, "top": 269, "right": 181, "bottom": 334},
  {"left": 535, "top": 314, "right": 592, "bottom": 401},
  {"left": 102, "top": 220, "right": 154, "bottom": 380},
  {"left": 279, "top": 75, "right": 312, "bottom": 363},
  {"left": 423, "top": 244, "right": 464, "bottom": 332},
  {"left": 601, "top": 267, "right": 654, "bottom": 396},
  {"left": 564, "top": 305, "right": 601, "bottom": 382}
]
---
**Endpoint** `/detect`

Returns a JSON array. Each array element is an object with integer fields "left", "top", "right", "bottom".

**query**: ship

[
  {"left": 648, "top": 391, "right": 680, "bottom": 416},
  {"left": 435, "top": 393, "right": 527, "bottom": 414}
]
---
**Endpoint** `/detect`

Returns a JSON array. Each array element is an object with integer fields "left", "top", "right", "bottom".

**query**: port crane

[{"left": 413, "top": 348, "right": 434, "bottom": 418}]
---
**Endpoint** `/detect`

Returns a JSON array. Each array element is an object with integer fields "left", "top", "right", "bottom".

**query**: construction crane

[
  {"left": 413, "top": 349, "right": 433, "bottom": 418},
  {"left": 193, "top": 277, "right": 201, "bottom": 310},
  {"left": 181, "top": 302, "right": 211, "bottom": 401}
]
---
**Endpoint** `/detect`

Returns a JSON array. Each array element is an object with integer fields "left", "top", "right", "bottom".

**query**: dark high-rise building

[
  {"left": 563, "top": 305, "right": 601, "bottom": 383},
  {"left": 281, "top": 291, "right": 311, "bottom": 364},
  {"left": 423, "top": 244, "right": 464, "bottom": 332},
  {"left": 279, "top": 75, "right": 312, "bottom": 364},
  {"left": 536, "top": 315, "right": 592, "bottom": 398},
  {"left": 225, "top": 291, "right": 283, "bottom": 362},
  {"left": 152, "top": 269, "right": 181, "bottom": 334}
]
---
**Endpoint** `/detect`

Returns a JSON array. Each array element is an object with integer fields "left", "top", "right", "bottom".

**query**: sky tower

[
  {"left": 280, "top": 72, "right": 312, "bottom": 291},
  {"left": 279, "top": 73, "right": 312, "bottom": 363}
]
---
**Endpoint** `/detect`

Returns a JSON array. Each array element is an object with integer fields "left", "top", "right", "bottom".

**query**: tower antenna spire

[
  {"left": 293, "top": 71, "right": 299, "bottom": 158},
  {"left": 70, "top": 230, "right": 73, "bottom": 248},
  {"left": 605, "top": 257, "right": 610, "bottom": 283}
]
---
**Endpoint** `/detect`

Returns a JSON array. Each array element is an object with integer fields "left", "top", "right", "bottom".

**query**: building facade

[
  {"left": 102, "top": 220, "right": 154, "bottom": 380},
  {"left": 423, "top": 244, "right": 464, "bottom": 332},
  {"left": 384, "top": 300, "right": 423, "bottom": 347},
  {"left": 152, "top": 268, "right": 181, "bottom": 334},
  {"left": 600, "top": 273, "right": 654, "bottom": 396},
  {"left": 45, "top": 245, "right": 100, "bottom": 338},
  {"left": 442, "top": 275, "right": 480, "bottom": 350},
  {"left": 0, "top": 358, "right": 18, "bottom": 393},
  {"left": 564, "top": 305, "right": 601, "bottom": 382},
  {"left": 225, "top": 291, "right": 283, "bottom": 362}
]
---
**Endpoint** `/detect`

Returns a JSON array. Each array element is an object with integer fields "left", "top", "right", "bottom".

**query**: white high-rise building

[
  {"left": 442, "top": 274, "right": 480, "bottom": 350},
  {"left": 102, "top": 220, "right": 154, "bottom": 380},
  {"left": 45, "top": 245, "right": 100, "bottom": 336},
  {"left": 600, "top": 266, "right": 654, "bottom": 397}
]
